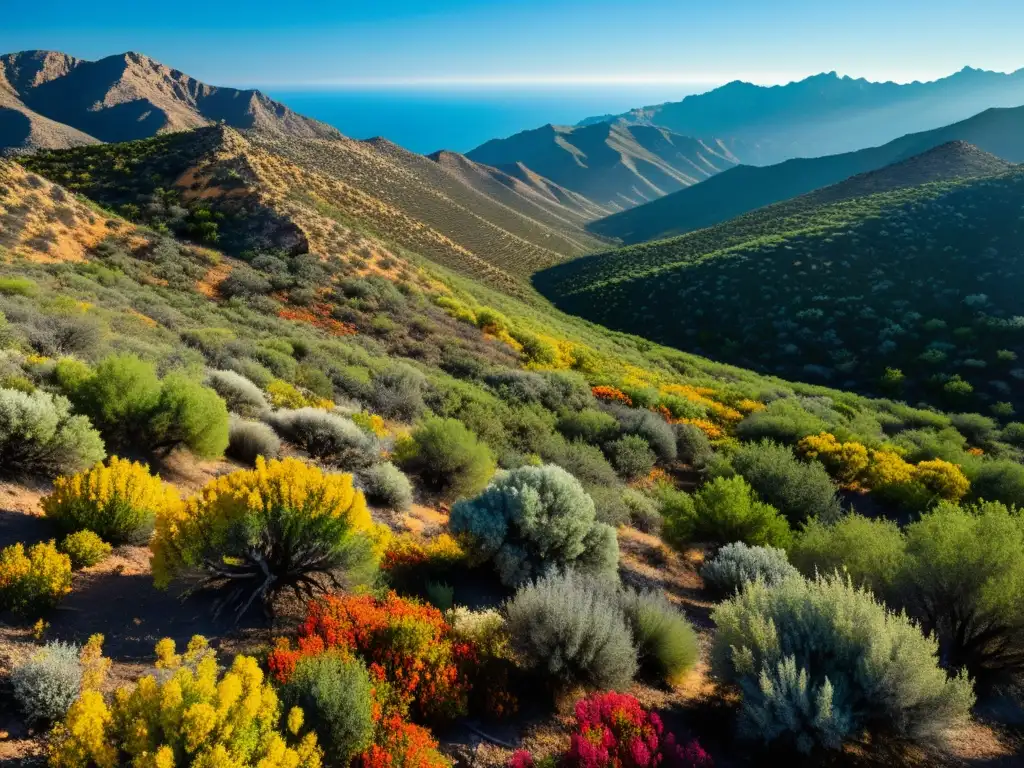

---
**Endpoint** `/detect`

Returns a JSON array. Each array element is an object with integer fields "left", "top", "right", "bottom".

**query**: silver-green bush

[
  {"left": 11, "top": 641, "right": 82, "bottom": 724},
  {"left": 0, "top": 388, "right": 105, "bottom": 479},
  {"left": 505, "top": 570, "right": 637, "bottom": 690},
  {"left": 450, "top": 464, "right": 618, "bottom": 587},
  {"left": 712, "top": 572, "right": 975, "bottom": 754},
  {"left": 227, "top": 417, "right": 282, "bottom": 465},
  {"left": 701, "top": 542, "right": 798, "bottom": 596},
  {"left": 266, "top": 408, "right": 378, "bottom": 469},
  {"left": 206, "top": 369, "right": 270, "bottom": 417},
  {"left": 357, "top": 461, "right": 413, "bottom": 511}
]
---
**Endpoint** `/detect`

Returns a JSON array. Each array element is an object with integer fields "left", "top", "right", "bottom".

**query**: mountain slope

[
  {"left": 466, "top": 121, "right": 742, "bottom": 211},
  {"left": 0, "top": 49, "right": 340, "bottom": 153},
  {"left": 593, "top": 107, "right": 1024, "bottom": 244},
  {"left": 580, "top": 67, "right": 1024, "bottom": 166},
  {"left": 536, "top": 147, "right": 1024, "bottom": 414}
]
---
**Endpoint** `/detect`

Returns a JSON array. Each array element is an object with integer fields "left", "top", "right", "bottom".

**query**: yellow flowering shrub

[
  {"left": 352, "top": 412, "right": 389, "bottom": 438},
  {"left": 0, "top": 540, "right": 72, "bottom": 616},
  {"left": 798, "top": 433, "right": 871, "bottom": 486},
  {"left": 266, "top": 379, "right": 333, "bottom": 410},
  {"left": 677, "top": 418, "right": 724, "bottom": 440},
  {"left": 42, "top": 457, "right": 182, "bottom": 545},
  {"left": 49, "top": 635, "right": 322, "bottom": 768},
  {"left": 862, "top": 450, "right": 970, "bottom": 511},
  {"left": 152, "top": 458, "right": 383, "bottom": 618},
  {"left": 912, "top": 459, "right": 970, "bottom": 502},
  {"left": 864, "top": 450, "right": 916, "bottom": 488}
]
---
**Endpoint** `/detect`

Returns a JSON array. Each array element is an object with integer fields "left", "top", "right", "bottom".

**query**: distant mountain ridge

[
  {"left": 0, "top": 49, "right": 341, "bottom": 154},
  {"left": 466, "top": 121, "right": 743, "bottom": 211},
  {"left": 579, "top": 67, "right": 1024, "bottom": 165},
  {"left": 590, "top": 105, "right": 1024, "bottom": 244}
]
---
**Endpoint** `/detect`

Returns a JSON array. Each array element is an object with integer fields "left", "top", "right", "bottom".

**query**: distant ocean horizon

[{"left": 263, "top": 85, "right": 713, "bottom": 155}]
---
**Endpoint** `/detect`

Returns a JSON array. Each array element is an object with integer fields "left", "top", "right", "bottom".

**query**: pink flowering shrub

[{"left": 510, "top": 692, "right": 712, "bottom": 768}]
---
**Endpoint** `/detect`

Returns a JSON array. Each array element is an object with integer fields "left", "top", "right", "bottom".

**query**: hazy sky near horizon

[{"left": 3, "top": 0, "right": 1023, "bottom": 88}]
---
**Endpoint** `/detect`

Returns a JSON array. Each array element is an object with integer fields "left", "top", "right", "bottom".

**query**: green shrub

[
  {"left": 148, "top": 373, "right": 229, "bottom": 459},
  {"left": 735, "top": 398, "right": 829, "bottom": 444},
  {"left": 732, "top": 440, "right": 841, "bottom": 524},
  {"left": 622, "top": 487, "right": 662, "bottom": 533},
  {"left": 540, "top": 435, "right": 619, "bottom": 487},
  {"left": 585, "top": 483, "right": 632, "bottom": 527},
  {"left": 789, "top": 514, "right": 905, "bottom": 598},
  {"left": 52, "top": 358, "right": 92, "bottom": 393},
  {"left": 701, "top": 542, "right": 798, "bottom": 596},
  {"left": 206, "top": 369, "right": 269, "bottom": 417},
  {"left": 11, "top": 641, "right": 81, "bottom": 724},
  {"left": 609, "top": 405, "right": 677, "bottom": 462},
  {"left": 1001, "top": 422, "right": 1024, "bottom": 448},
  {"left": 0, "top": 277, "right": 38, "bottom": 297},
  {"left": 398, "top": 417, "right": 495, "bottom": 500},
  {"left": 712, "top": 573, "right": 975, "bottom": 753},
  {"left": 900, "top": 500, "right": 1024, "bottom": 681},
  {"left": 660, "top": 476, "right": 791, "bottom": 549},
  {"left": 451, "top": 464, "right": 618, "bottom": 586},
  {"left": 226, "top": 417, "right": 281, "bottom": 465},
  {"left": 357, "top": 462, "right": 414, "bottom": 511},
  {"left": 618, "top": 587, "right": 699, "bottom": 684},
  {"left": 267, "top": 408, "right": 378, "bottom": 469},
  {"left": 278, "top": 652, "right": 374, "bottom": 765},
  {"left": 950, "top": 412, "right": 998, "bottom": 447},
  {"left": 557, "top": 408, "right": 619, "bottom": 444},
  {"left": 505, "top": 570, "right": 637, "bottom": 691},
  {"left": 58, "top": 531, "right": 112, "bottom": 569},
  {"left": 967, "top": 460, "right": 1024, "bottom": 508},
  {"left": 0, "top": 388, "right": 105, "bottom": 479},
  {"left": 606, "top": 434, "right": 656, "bottom": 480},
  {"left": 674, "top": 422, "right": 715, "bottom": 471},
  {"left": 65, "top": 353, "right": 161, "bottom": 451}
]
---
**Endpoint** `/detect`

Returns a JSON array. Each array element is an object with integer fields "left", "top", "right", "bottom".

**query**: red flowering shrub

[
  {"left": 357, "top": 713, "right": 450, "bottom": 768},
  {"left": 511, "top": 692, "right": 712, "bottom": 768},
  {"left": 591, "top": 386, "right": 633, "bottom": 407},
  {"left": 268, "top": 592, "right": 475, "bottom": 724}
]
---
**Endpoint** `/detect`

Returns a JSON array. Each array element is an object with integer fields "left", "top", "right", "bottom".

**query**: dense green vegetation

[{"left": 538, "top": 165, "right": 1024, "bottom": 417}]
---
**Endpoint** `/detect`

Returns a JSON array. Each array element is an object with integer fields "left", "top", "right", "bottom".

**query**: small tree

[{"left": 450, "top": 464, "right": 618, "bottom": 586}]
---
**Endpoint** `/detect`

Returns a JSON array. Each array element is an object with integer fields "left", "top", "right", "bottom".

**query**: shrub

[
  {"left": 11, "top": 639, "right": 88, "bottom": 724},
  {"left": 606, "top": 434, "right": 657, "bottom": 480},
  {"left": 700, "top": 542, "right": 798, "bottom": 596},
  {"left": 371, "top": 365, "right": 426, "bottom": 421},
  {"left": 279, "top": 653, "right": 374, "bottom": 765},
  {"left": 63, "top": 353, "right": 161, "bottom": 450},
  {"left": 619, "top": 588, "right": 699, "bottom": 684},
  {"left": 511, "top": 692, "right": 712, "bottom": 768},
  {"left": 968, "top": 459, "right": 1024, "bottom": 508},
  {"left": 900, "top": 500, "right": 1024, "bottom": 681},
  {"left": 268, "top": 592, "right": 473, "bottom": 723},
  {"left": 797, "top": 432, "right": 870, "bottom": 486},
  {"left": 557, "top": 408, "right": 620, "bottom": 444},
  {"left": 267, "top": 408, "right": 379, "bottom": 469},
  {"left": 397, "top": 417, "right": 495, "bottom": 500},
  {"left": 381, "top": 533, "right": 468, "bottom": 595},
  {"left": 0, "top": 541, "right": 72, "bottom": 616},
  {"left": 674, "top": 422, "right": 715, "bottom": 471},
  {"left": 148, "top": 373, "right": 230, "bottom": 459},
  {"left": 1001, "top": 422, "right": 1024, "bottom": 447},
  {"left": 227, "top": 416, "right": 282, "bottom": 464},
  {"left": 361, "top": 715, "right": 449, "bottom": 768},
  {"left": 711, "top": 573, "right": 974, "bottom": 753},
  {"left": 789, "top": 514, "right": 905, "bottom": 598},
  {"left": 0, "top": 388, "right": 105, "bottom": 479},
  {"left": 152, "top": 457, "right": 381, "bottom": 619},
  {"left": 42, "top": 457, "right": 180, "bottom": 545},
  {"left": 735, "top": 398, "right": 828, "bottom": 444},
  {"left": 206, "top": 369, "right": 270, "bottom": 417},
  {"left": 622, "top": 487, "right": 662, "bottom": 533},
  {"left": 450, "top": 464, "right": 618, "bottom": 587},
  {"left": 541, "top": 435, "right": 619, "bottom": 487},
  {"left": 660, "top": 476, "right": 791, "bottom": 549},
  {"left": 357, "top": 461, "right": 413, "bottom": 511},
  {"left": 48, "top": 635, "right": 322, "bottom": 768},
  {"left": 505, "top": 570, "right": 638, "bottom": 691},
  {"left": 732, "top": 440, "right": 842, "bottom": 524},
  {"left": 610, "top": 406, "right": 677, "bottom": 462},
  {"left": 58, "top": 531, "right": 112, "bottom": 569},
  {"left": 448, "top": 606, "right": 518, "bottom": 720}
]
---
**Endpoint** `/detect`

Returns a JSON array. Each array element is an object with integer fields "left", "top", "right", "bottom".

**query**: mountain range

[
  {"left": 590, "top": 104, "right": 1024, "bottom": 244},
  {"left": 578, "top": 67, "right": 1024, "bottom": 165},
  {"left": 0, "top": 49, "right": 340, "bottom": 154}
]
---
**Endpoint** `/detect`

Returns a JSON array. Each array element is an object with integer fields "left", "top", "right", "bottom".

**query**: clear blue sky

[{"left": 3, "top": 0, "right": 1022, "bottom": 88}]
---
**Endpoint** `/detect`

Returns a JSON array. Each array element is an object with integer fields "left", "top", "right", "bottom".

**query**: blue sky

[{"left": 3, "top": 0, "right": 1023, "bottom": 88}]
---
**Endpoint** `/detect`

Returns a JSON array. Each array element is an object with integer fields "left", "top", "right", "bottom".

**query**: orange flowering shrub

[
  {"left": 591, "top": 386, "right": 632, "bottom": 406},
  {"left": 677, "top": 419, "right": 723, "bottom": 440},
  {"left": 358, "top": 714, "right": 450, "bottom": 768},
  {"left": 268, "top": 592, "right": 474, "bottom": 724}
]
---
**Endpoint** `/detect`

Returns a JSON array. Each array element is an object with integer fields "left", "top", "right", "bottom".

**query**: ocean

[{"left": 263, "top": 85, "right": 710, "bottom": 155}]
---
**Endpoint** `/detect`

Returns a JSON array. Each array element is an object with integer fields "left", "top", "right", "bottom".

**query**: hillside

[
  {"left": 579, "top": 66, "right": 1024, "bottom": 165},
  {"left": 592, "top": 106, "right": 1024, "bottom": 244},
  {"left": 466, "top": 121, "right": 742, "bottom": 211},
  {"left": 0, "top": 49, "right": 340, "bottom": 154},
  {"left": 536, "top": 151, "right": 1024, "bottom": 415}
]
